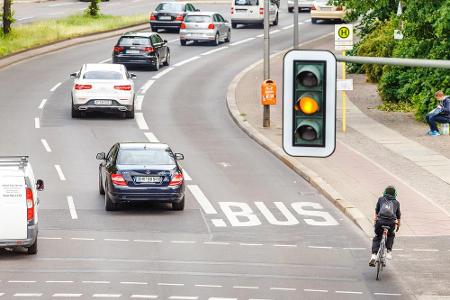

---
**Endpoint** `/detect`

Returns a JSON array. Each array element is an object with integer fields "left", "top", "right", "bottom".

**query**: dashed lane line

[
  {"left": 144, "top": 132, "right": 159, "bottom": 143},
  {"left": 52, "top": 294, "right": 82, "bottom": 298},
  {"left": 140, "top": 80, "right": 155, "bottom": 94},
  {"left": 200, "top": 47, "right": 228, "bottom": 56},
  {"left": 135, "top": 112, "right": 149, "bottom": 130},
  {"left": 131, "top": 296, "right": 158, "bottom": 299},
  {"left": 38, "top": 237, "right": 63, "bottom": 240},
  {"left": 38, "top": 99, "right": 47, "bottom": 109},
  {"left": 8, "top": 281, "right": 36, "bottom": 283},
  {"left": 233, "top": 286, "right": 259, "bottom": 290},
  {"left": 282, "top": 24, "right": 294, "bottom": 30},
  {"left": 203, "top": 241, "right": 230, "bottom": 245},
  {"left": 120, "top": 282, "right": 148, "bottom": 285},
  {"left": 413, "top": 248, "right": 439, "bottom": 252},
  {"left": 308, "top": 246, "right": 333, "bottom": 249},
  {"left": 230, "top": 37, "right": 255, "bottom": 46},
  {"left": 17, "top": 17, "right": 34, "bottom": 21},
  {"left": 273, "top": 244, "right": 297, "bottom": 248},
  {"left": 98, "top": 58, "right": 112, "bottom": 64},
  {"left": 158, "top": 283, "right": 185, "bottom": 287},
  {"left": 270, "top": 29, "right": 281, "bottom": 34},
  {"left": 343, "top": 247, "right": 366, "bottom": 250},
  {"left": 34, "top": 117, "right": 40, "bottom": 129},
  {"left": 133, "top": 239, "right": 162, "bottom": 243},
  {"left": 171, "top": 240, "right": 196, "bottom": 244},
  {"left": 256, "top": 34, "right": 264, "bottom": 38},
  {"left": 67, "top": 196, "right": 78, "bottom": 220},
  {"left": 104, "top": 238, "right": 130, "bottom": 242},
  {"left": 304, "top": 289, "right": 328, "bottom": 293},
  {"left": 70, "top": 237, "right": 95, "bottom": 241},
  {"left": 92, "top": 294, "right": 121, "bottom": 298},
  {"left": 46, "top": 280, "right": 74, "bottom": 283},
  {"left": 336, "top": 291, "right": 363, "bottom": 294},
  {"left": 135, "top": 95, "right": 145, "bottom": 111},
  {"left": 50, "top": 82, "right": 62, "bottom": 92},
  {"left": 374, "top": 293, "right": 402, "bottom": 296},
  {"left": 195, "top": 284, "right": 222, "bottom": 288},
  {"left": 270, "top": 287, "right": 296, "bottom": 291},
  {"left": 83, "top": 281, "right": 111, "bottom": 284},
  {"left": 187, "top": 185, "right": 217, "bottom": 214},
  {"left": 152, "top": 67, "right": 174, "bottom": 79},
  {"left": 173, "top": 56, "right": 200, "bottom": 67},
  {"left": 40, "top": 139, "right": 52, "bottom": 152},
  {"left": 239, "top": 243, "right": 263, "bottom": 246},
  {"left": 54, "top": 165, "right": 66, "bottom": 181},
  {"left": 13, "top": 294, "right": 42, "bottom": 297},
  {"left": 168, "top": 297, "right": 198, "bottom": 300}
]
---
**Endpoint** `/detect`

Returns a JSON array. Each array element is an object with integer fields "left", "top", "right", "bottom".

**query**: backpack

[{"left": 378, "top": 198, "right": 395, "bottom": 219}]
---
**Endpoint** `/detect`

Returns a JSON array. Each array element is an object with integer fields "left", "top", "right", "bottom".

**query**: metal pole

[
  {"left": 342, "top": 50, "right": 346, "bottom": 133},
  {"left": 263, "top": 0, "right": 270, "bottom": 128},
  {"left": 336, "top": 55, "right": 450, "bottom": 69},
  {"left": 293, "top": 0, "right": 298, "bottom": 48}
]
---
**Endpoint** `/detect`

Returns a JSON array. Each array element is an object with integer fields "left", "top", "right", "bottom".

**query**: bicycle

[{"left": 375, "top": 225, "right": 390, "bottom": 280}]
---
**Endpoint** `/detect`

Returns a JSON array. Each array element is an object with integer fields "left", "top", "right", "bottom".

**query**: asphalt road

[{"left": 0, "top": 2, "right": 413, "bottom": 299}]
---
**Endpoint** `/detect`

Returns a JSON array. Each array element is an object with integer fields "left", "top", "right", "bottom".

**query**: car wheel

[
  {"left": 312, "top": 18, "right": 317, "bottom": 24},
  {"left": 213, "top": 33, "right": 219, "bottom": 46},
  {"left": 231, "top": 22, "right": 237, "bottom": 29},
  {"left": 225, "top": 30, "right": 231, "bottom": 43},
  {"left": 172, "top": 196, "right": 185, "bottom": 211},
  {"left": 27, "top": 238, "right": 37, "bottom": 255},
  {"left": 288, "top": 7, "right": 293, "bottom": 12},
  {"left": 180, "top": 40, "right": 187, "bottom": 46},
  {"left": 71, "top": 103, "right": 81, "bottom": 118},
  {"left": 105, "top": 188, "right": 119, "bottom": 211},
  {"left": 163, "top": 50, "right": 170, "bottom": 66},
  {"left": 273, "top": 13, "right": 279, "bottom": 25},
  {"left": 153, "top": 56, "right": 160, "bottom": 71},
  {"left": 126, "top": 108, "right": 135, "bottom": 119},
  {"left": 99, "top": 171, "right": 105, "bottom": 195}
]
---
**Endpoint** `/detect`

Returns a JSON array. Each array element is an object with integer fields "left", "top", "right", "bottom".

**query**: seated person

[{"left": 426, "top": 90, "right": 450, "bottom": 136}]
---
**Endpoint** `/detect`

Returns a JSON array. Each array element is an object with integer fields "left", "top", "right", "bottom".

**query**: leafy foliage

[
  {"left": 2, "top": 0, "right": 15, "bottom": 35},
  {"left": 85, "top": 0, "right": 101, "bottom": 17}
]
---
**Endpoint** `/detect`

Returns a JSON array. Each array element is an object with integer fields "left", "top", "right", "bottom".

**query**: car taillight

[
  {"left": 231, "top": 7, "right": 234, "bottom": 14},
  {"left": 336, "top": 6, "right": 343, "bottom": 11},
  {"left": 169, "top": 172, "right": 184, "bottom": 186},
  {"left": 176, "top": 14, "right": 184, "bottom": 21},
  {"left": 114, "top": 85, "right": 132, "bottom": 91},
  {"left": 208, "top": 23, "right": 215, "bottom": 30},
  {"left": 150, "top": 14, "right": 156, "bottom": 21},
  {"left": 26, "top": 187, "right": 34, "bottom": 222},
  {"left": 144, "top": 47, "right": 155, "bottom": 53},
  {"left": 111, "top": 173, "right": 127, "bottom": 186},
  {"left": 180, "top": 22, "right": 186, "bottom": 29},
  {"left": 259, "top": 7, "right": 264, "bottom": 15},
  {"left": 113, "top": 46, "right": 124, "bottom": 53},
  {"left": 74, "top": 84, "right": 92, "bottom": 90}
]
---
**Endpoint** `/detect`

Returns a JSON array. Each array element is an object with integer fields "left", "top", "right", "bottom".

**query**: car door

[
  {"left": 150, "top": 35, "right": 162, "bottom": 61},
  {"left": 154, "top": 34, "right": 167, "bottom": 61},
  {"left": 103, "top": 144, "right": 118, "bottom": 189},
  {"left": 217, "top": 14, "right": 228, "bottom": 38}
]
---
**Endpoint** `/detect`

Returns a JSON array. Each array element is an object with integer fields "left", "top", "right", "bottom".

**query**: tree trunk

[{"left": 3, "top": 0, "right": 12, "bottom": 34}]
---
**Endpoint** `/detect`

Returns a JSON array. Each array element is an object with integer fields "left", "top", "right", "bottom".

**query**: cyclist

[{"left": 369, "top": 185, "right": 401, "bottom": 267}]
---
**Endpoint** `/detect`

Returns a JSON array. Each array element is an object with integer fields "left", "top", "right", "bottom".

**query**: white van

[
  {"left": 0, "top": 156, "right": 44, "bottom": 255},
  {"left": 230, "top": 0, "right": 279, "bottom": 28}
]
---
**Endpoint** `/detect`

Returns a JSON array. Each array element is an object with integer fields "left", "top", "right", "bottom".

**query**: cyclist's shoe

[
  {"left": 430, "top": 130, "right": 441, "bottom": 136},
  {"left": 369, "top": 254, "right": 377, "bottom": 267},
  {"left": 386, "top": 251, "right": 393, "bottom": 260}
]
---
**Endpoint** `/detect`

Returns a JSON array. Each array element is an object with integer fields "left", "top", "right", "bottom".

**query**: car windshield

[
  {"left": 184, "top": 15, "right": 211, "bottom": 23},
  {"left": 117, "top": 149, "right": 175, "bottom": 165},
  {"left": 119, "top": 37, "right": 150, "bottom": 46},
  {"left": 82, "top": 71, "right": 124, "bottom": 80},
  {"left": 235, "top": 0, "right": 258, "bottom": 5},
  {"left": 156, "top": 3, "right": 184, "bottom": 11}
]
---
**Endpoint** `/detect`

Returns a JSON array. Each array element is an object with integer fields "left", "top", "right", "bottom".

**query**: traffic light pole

[
  {"left": 342, "top": 50, "right": 346, "bottom": 132},
  {"left": 262, "top": 0, "right": 270, "bottom": 128},
  {"left": 293, "top": 0, "right": 298, "bottom": 48}
]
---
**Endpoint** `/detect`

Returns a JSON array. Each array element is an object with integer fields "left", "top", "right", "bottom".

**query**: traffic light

[{"left": 283, "top": 50, "right": 336, "bottom": 157}]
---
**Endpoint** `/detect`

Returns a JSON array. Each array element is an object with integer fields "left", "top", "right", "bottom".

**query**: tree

[
  {"left": 85, "top": 0, "right": 100, "bottom": 17},
  {"left": 2, "top": 0, "right": 14, "bottom": 35}
]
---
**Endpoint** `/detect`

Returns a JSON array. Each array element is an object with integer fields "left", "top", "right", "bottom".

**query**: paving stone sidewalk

[{"left": 230, "top": 34, "right": 450, "bottom": 237}]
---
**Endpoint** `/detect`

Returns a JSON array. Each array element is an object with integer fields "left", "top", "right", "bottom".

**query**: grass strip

[{"left": 0, "top": 13, "right": 148, "bottom": 57}]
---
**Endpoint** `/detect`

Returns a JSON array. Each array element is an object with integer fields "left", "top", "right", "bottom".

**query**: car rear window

[
  {"left": 83, "top": 71, "right": 124, "bottom": 80},
  {"left": 156, "top": 3, "right": 184, "bottom": 11},
  {"left": 184, "top": 15, "right": 211, "bottom": 23},
  {"left": 117, "top": 149, "right": 175, "bottom": 165},
  {"left": 235, "top": 0, "right": 259, "bottom": 6},
  {"left": 118, "top": 37, "right": 151, "bottom": 46}
]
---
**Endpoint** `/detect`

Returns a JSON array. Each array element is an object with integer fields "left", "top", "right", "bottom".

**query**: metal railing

[{"left": 336, "top": 55, "right": 450, "bottom": 69}]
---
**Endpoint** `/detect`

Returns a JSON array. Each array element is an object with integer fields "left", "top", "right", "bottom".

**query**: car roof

[
  {"left": 122, "top": 31, "right": 158, "bottom": 38},
  {"left": 84, "top": 63, "right": 124, "bottom": 72},
  {"left": 118, "top": 142, "right": 170, "bottom": 150}
]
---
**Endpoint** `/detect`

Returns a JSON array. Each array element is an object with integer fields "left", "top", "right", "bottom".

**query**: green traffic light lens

[
  {"left": 297, "top": 71, "right": 319, "bottom": 88},
  {"left": 296, "top": 125, "right": 317, "bottom": 141}
]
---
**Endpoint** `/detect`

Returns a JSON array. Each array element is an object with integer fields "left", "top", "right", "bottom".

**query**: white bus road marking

[
  {"left": 135, "top": 95, "right": 145, "bottom": 111},
  {"left": 67, "top": 196, "right": 78, "bottom": 220},
  {"left": 230, "top": 37, "right": 255, "bottom": 46},
  {"left": 336, "top": 291, "right": 363, "bottom": 294},
  {"left": 98, "top": 58, "right": 112, "bottom": 64},
  {"left": 13, "top": 294, "right": 42, "bottom": 297},
  {"left": 182, "top": 169, "right": 192, "bottom": 180},
  {"left": 92, "top": 294, "right": 121, "bottom": 298},
  {"left": 140, "top": 80, "right": 155, "bottom": 94},
  {"left": 144, "top": 132, "right": 159, "bottom": 143},
  {"left": 41, "top": 139, "right": 52, "bottom": 152},
  {"left": 152, "top": 67, "right": 174, "bottom": 79},
  {"left": 54, "top": 165, "right": 66, "bottom": 181},
  {"left": 211, "top": 219, "right": 226, "bottom": 227},
  {"left": 52, "top": 294, "right": 82, "bottom": 298},
  {"left": 34, "top": 118, "right": 40, "bottom": 129},
  {"left": 38, "top": 99, "right": 47, "bottom": 109},
  {"left": 131, "top": 296, "right": 158, "bottom": 299},
  {"left": 50, "top": 82, "right": 62, "bottom": 92},
  {"left": 135, "top": 113, "right": 149, "bottom": 130},
  {"left": 174, "top": 56, "right": 200, "bottom": 67},
  {"left": 187, "top": 185, "right": 217, "bottom": 214},
  {"left": 201, "top": 47, "right": 228, "bottom": 56}
]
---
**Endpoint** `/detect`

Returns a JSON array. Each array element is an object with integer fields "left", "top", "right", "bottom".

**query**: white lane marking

[
  {"left": 174, "top": 56, "right": 200, "bottom": 67},
  {"left": 67, "top": 196, "right": 78, "bottom": 220},
  {"left": 152, "top": 67, "right": 174, "bottom": 79},
  {"left": 171, "top": 240, "right": 196, "bottom": 244},
  {"left": 13, "top": 294, "right": 42, "bottom": 297},
  {"left": 133, "top": 239, "right": 162, "bottom": 243},
  {"left": 140, "top": 80, "right": 155, "bottom": 94},
  {"left": 308, "top": 246, "right": 333, "bottom": 249},
  {"left": 203, "top": 241, "right": 229, "bottom": 245},
  {"left": 182, "top": 169, "right": 192, "bottom": 180},
  {"left": 39, "top": 237, "right": 63, "bottom": 240},
  {"left": 168, "top": 297, "right": 198, "bottom": 300},
  {"left": 233, "top": 286, "right": 259, "bottom": 289},
  {"left": 120, "top": 282, "right": 148, "bottom": 285},
  {"left": 98, "top": 58, "right": 112, "bottom": 64},
  {"left": 38, "top": 99, "right": 47, "bottom": 109},
  {"left": 131, "top": 296, "right": 158, "bottom": 299},
  {"left": 270, "top": 287, "right": 296, "bottom": 291},
  {"left": 343, "top": 247, "right": 366, "bottom": 250},
  {"left": 239, "top": 243, "right": 263, "bottom": 246},
  {"left": 71, "top": 237, "right": 95, "bottom": 241},
  {"left": 9, "top": 280, "right": 36, "bottom": 283},
  {"left": 144, "top": 132, "right": 159, "bottom": 143},
  {"left": 211, "top": 219, "right": 227, "bottom": 227},
  {"left": 92, "top": 294, "right": 121, "bottom": 298},
  {"left": 17, "top": 17, "right": 34, "bottom": 21},
  {"left": 336, "top": 291, "right": 363, "bottom": 294},
  {"left": 374, "top": 293, "right": 402, "bottom": 296},
  {"left": 413, "top": 248, "right": 439, "bottom": 252},
  {"left": 304, "top": 289, "right": 328, "bottom": 293},
  {"left": 158, "top": 283, "right": 184, "bottom": 286},
  {"left": 195, "top": 284, "right": 222, "bottom": 288},
  {"left": 34, "top": 117, "right": 40, "bottom": 129},
  {"left": 282, "top": 24, "right": 294, "bottom": 30},
  {"left": 135, "top": 112, "right": 149, "bottom": 130},
  {"left": 209, "top": 298, "right": 236, "bottom": 300},
  {"left": 104, "top": 238, "right": 129, "bottom": 242},
  {"left": 50, "top": 82, "right": 62, "bottom": 92},
  {"left": 52, "top": 294, "right": 82, "bottom": 298},
  {"left": 201, "top": 47, "right": 228, "bottom": 56},
  {"left": 304, "top": 18, "right": 311, "bottom": 22},
  {"left": 41, "top": 139, "right": 52, "bottom": 152},
  {"left": 46, "top": 280, "right": 74, "bottom": 283},
  {"left": 256, "top": 34, "right": 264, "bottom": 38},
  {"left": 84, "top": 281, "right": 111, "bottom": 284},
  {"left": 187, "top": 185, "right": 217, "bottom": 214},
  {"left": 270, "top": 29, "right": 281, "bottom": 34},
  {"left": 0, "top": 293, "right": 4, "bottom": 297},
  {"left": 230, "top": 37, "right": 255, "bottom": 46},
  {"left": 135, "top": 95, "right": 145, "bottom": 111},
  {"left": 393, "top": 248, "right": 404, "bottom": 251},
  {"left": 54, "top": 165, "right": 66, "bottom": 181},
  {"left": 273, "top": 244, "right": 297, "bottom": 248},
  {"left": 167, "top": 39, "right": 179, "bottom": 43}
]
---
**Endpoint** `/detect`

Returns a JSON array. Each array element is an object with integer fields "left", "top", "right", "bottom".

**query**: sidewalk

[{"left": 228, "top": 34, "right": 450, "bottom": 237}]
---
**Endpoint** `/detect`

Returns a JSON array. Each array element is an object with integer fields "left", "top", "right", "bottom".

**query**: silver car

[
  {"left": 288, "top": 0, "right": 315, "bottom": 12},
  {"left": 180, "top": 12, "right": 231, "bottom": 46}
]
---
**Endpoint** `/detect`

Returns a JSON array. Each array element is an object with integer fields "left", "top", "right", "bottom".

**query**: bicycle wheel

[
  {"left": 376, "top": 259, "right": 381, "bottom": 280},
  {"left": 376, "top": 241, "right": 386, "bottom": 280}
]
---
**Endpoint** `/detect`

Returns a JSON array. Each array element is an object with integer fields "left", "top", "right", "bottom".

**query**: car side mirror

[
  {"left": 195, "top": 8, "right": 200, "bottom": 11},
  {"left": 70, "top": 72, "right": 77, "bottom": 78},
  {"left": 175, "top": 153, "right": 184, "bottom": 160},
  {"left": 36, "top": 179, "right": 44, "bottom": 191},
  {"left": 130, "top": 73, "right": 137, "bottom": 79},
  {"left": 164, "top": 39, "right": 168, "bottom": 44},
  {"left": 96, "top": 152, "right": 106, "bottom": 160}
]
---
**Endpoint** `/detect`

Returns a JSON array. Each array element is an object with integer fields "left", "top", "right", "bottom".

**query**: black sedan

[
  {"left": 97, "top": 142, "right": 185, "bottom": 211},
  {"left": 150, "top": 2, "right": 199, "bottom": 32},
  {"left": 112, "top": 32, "right": 170, "bottom": 71}
]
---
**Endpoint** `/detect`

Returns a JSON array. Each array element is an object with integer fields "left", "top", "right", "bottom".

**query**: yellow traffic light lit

[{"left": 299, "top": 96, "right": 319, "bottom": 115}]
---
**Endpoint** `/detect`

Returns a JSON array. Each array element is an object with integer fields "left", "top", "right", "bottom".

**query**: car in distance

[
  {"left": 112, "top": 32, "right": 170, "bottom": 71},
  {"left": 0, "top": 156, "right": 44, "bottom": 255},
  {"left": 180, "top": 12, "right": 231, "bottom": 46},
  {"left": 97, "top": 143, "right": 186, "bottom": 211},
  {"left": 150, "top": 2, "right": 200, "bottom": 32},
  {"left": 230, "top": 0, "right": 279, "bottom": 29},
  {"left": 287, "top": 0, "right": 314, "bottom": 12},
  {"left": 310, "top": 0, "right": 345, "bottom": 23},
  {"left": 70, "top": 63, "right": 136, "bottom": 119}
]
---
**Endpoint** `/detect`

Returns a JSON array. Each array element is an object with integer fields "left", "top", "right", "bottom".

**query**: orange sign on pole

[{"left": 261, "top": 79, "right": 277, "bottom": 105}]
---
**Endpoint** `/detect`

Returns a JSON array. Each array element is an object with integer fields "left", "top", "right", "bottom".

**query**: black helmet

[{"left": 384, "top": 185, "right": 397, "bottom": 197}]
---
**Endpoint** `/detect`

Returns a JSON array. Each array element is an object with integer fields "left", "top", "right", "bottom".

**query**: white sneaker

[
  {"left": 369, "top": 254, "right": 377, "bottom": 267},
  {"left": 386, "top": 251, "right": 392, "bottom": 260}
]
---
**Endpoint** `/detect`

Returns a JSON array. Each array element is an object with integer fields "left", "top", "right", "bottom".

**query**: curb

[
  {"left": 225, "top": 33, "right": 373, "bottom": 238},
  {"left": 0, "top": 22, "right": 150, "bottom": 70}
]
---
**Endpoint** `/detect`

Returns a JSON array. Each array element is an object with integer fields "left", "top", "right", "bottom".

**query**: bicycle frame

[{"left": 376, "top": 227, "right": 389, "bottom": 280}]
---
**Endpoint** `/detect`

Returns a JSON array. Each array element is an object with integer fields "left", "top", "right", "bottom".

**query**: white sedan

[{"left": 70, "top": 63, "right": 136, "bottom": 118}]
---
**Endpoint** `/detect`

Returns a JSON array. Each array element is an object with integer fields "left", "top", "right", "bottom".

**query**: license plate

[
  {"left": 135, "top": 176, "right": 161, "bottom": 183},
  {"left": 159, "top": 16, "right": 171, "bottom": 20},
  {"left": 126, "top": 49, "right": 140, "bottom": 54},
  {"left": 94, "top": 100, "right": 112, "bottom": 105},
  {"left": 320, "top": 6, "right": 333, "bottom": 11}
]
